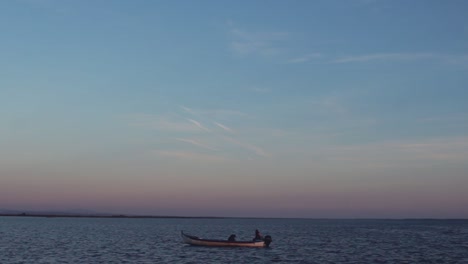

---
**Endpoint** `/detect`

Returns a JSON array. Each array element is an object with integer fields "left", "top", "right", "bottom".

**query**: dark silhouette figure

[
  {"left": 228, "top": 234, "right": 236, "bottom": 241},
  {"left": 254, "top": 229, "right": 263, "bottom": 241}
]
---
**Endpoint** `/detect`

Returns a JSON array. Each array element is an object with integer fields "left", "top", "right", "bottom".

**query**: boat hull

[{"left": 181, "top": 231, "right": 267, "bottom": 248}]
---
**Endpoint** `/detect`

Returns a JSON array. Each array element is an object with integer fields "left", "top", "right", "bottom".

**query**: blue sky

[{"left": 1, "top": 0, "right": 468, "bottom": 218}]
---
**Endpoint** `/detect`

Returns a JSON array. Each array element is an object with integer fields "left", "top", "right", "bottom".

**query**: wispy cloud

[
  {"left": 175, "top": 138, "right": 217, "bottom": 151},
  {"left": 313, "top": 96, "right": 348, "bottom": 115},
  {"left": 180, "top": 105, "right": 249, "bottom": 120},
  {"left": 255, "top": 51, "right": 468, "bottom": 65},
  {"left": 155, "top": 151, "right": 228, "bottom": 162},
  {"left": 228, "top": 25, "right": 288, "bottom": 57},
  {"left": 127, "top": 105, "right": 271, "bottom": 159},
  {"left": 418, "top": 113, "right": 468, "bottom": 124},
  {"left": 288, "top": 53, "right": 322, "bottom": 64},
  {"left": 187, "top": 119, "right": 211, "bottom": 132},
  {"left": 324, "top": 136, "right": 468, "bottom": 166},
  {"left": 214, "top": 122, "right": 234, "bottom": 133},
  {"left": 332, "top": 53, "right": 468, "bottom": 64},
  {"left": 179, "top": 105, "right": 195, "bottom": 115},
  {"left": 125, "top": 114, "right": 200, "bottom": 132},
  {"left": 251, "top": 86, "right": 271, "bottom": 93},
  {"left": 222, "top": 136, "right": 271, "bottom": 157},
  {"left": 18, "top": 0, "right": 71, "bottom": 14},
  {"left": 202, "top": 109, "right": 250, "bottom": 120}
]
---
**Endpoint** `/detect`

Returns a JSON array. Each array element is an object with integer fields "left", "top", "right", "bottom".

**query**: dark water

[{"left": 1, "top": 217, "right": 467, "bottom": 263}]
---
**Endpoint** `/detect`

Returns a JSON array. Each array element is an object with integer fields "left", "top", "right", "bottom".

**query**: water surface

[{"left": 1, "top": 217, "right": 467, "bottom": 263}]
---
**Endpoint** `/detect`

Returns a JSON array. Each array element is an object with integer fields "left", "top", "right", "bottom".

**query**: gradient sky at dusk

[{"left": 1, "top": 0, "right": 468, "bottom": 218}]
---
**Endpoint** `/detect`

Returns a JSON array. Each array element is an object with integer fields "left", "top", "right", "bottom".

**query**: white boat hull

[{"left": 181, "top": 231, "right": 268, "bottom": 248}]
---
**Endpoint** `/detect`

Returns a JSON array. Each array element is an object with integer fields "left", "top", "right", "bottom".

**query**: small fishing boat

[{"left": 181, "top": 231, "right": 272, "bottom": 248}]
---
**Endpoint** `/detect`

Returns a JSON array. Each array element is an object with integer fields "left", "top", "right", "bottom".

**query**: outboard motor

[{"left": 264, "top": 235, "right": 272, "bottom": 247}]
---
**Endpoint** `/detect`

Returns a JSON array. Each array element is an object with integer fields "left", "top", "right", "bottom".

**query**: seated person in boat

[
  {"left": 253, "top": 229, "right": 263, "bottom": 241},
  {"left": 228, "top": 234, "right": 236, "bottom": 241}
]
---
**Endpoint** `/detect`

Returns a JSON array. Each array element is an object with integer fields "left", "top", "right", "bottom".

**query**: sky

[{"left": 1, "top": 0, "right": 468, "bottom": 218}]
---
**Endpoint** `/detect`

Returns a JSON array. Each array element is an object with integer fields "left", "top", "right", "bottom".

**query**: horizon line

[{"left": 1, "top": 212, "right": 466, "bottom": 221}]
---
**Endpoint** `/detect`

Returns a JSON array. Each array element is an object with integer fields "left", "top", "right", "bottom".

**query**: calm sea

[{"left": 1, "top": 217, "right": 467, "bottom": 263}]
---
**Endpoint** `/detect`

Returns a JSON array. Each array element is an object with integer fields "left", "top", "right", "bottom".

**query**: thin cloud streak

[
  {"left": 175, "top": 138, "right": 217, "bottom": 151},
  {"left": 222, "top": 136, "right": 271, "bottom": 157},
  {"left": 418, "top": 113, "right": 468, "bottom": 123},
  {"left": 288, "top": 53, "right": 322, "bottom": 64},
  {"left": 126, "top": 106, "right": 271, "bottom": 159},
  {"left": 125, "top": 114, "right": 200, "bottom": 132},
  {"left": 179, "top": 105, "right": 195, "bottom": 115},
  {"left": 251, "top": 86, "right": 271, "bottom": 93},
  {"left": 155, "top": 150, "right": 228, "bottom": 162},
  {"left": 332, "top": 53, "right": 468, "bottom": 64},
  {"left": 324, "top": 136, "right": 468, "bottom": 165},
  {"left": 214, "top": 122, "right": 234, "bottom": 133},
  {"left": 179, "top": 106, "right": 250, "bottom": 119},
  {"left": 228, "top": 25, "right": 288, "bottom": 57},
  {"left": 187, "top": 119, "right": 211, "bottom": 132}
]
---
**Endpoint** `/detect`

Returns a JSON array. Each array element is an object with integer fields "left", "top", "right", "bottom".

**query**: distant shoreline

[
  {"left": 1, "top": 213, "right": 467, "bottom": 220},
  {"left": 0, "top": 213, "right": 225, "bottom": 219}
]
